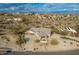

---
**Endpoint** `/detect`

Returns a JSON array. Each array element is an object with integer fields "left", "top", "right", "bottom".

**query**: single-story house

[
  {"left": 24, "top": 28, "right": 52, "bottom": 41},
  {"left": 7, "top": 18, "right": 22, "bottom": 21},
  {"left": 13, "top": 18, "right": 22, "bottom": 21},
  {"left": 61, "top": 27, "right": 77, "bottom": 33},
  {"left": 60, "top": 27, "right": 77, "bottom": 36}
]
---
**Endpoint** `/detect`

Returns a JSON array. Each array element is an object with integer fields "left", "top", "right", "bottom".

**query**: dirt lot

[{"left": 22, "top": 34, "right": 79, "bottom": 52}]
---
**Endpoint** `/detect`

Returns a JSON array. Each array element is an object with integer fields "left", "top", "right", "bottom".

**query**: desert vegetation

[
  {"left": 1, "top": 36, "right": 10, "bottom": 42},
  {"left": 15, "top": 35, "right": 24, "bottom": 46},
  {"left": 61, "top": 36, "right": 79, "bottom": 43},
  {"left": 35, "top": 39, "right": 40, "bottom": 43},
  {"left": 0, "top": 13, "right": 79, "bottom": 51},
  {"left": 0, "top": 13, "right": 79, "bottom": 35},
  {"left": 50, "top": 39, "right": 59, "bottom": 45}
]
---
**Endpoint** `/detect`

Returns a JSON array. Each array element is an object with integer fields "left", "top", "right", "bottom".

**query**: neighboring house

[
  {"left": 61, "top": 27, "right": 77, "bottom": 33},
  {"left": 61, "top": 27, "right": 77, "bottom": 36},
  {"left": 13, "top": 18, "right": 22, "bottom": 21},
  {"left": 7, "top": 19, "right": 12, "bottom": 21},
  {"left": 24, "top": 28, "right": 51, "bottom": 41},
  {"left": 7, "top": 18, "right": 22, "bottom": 21}
]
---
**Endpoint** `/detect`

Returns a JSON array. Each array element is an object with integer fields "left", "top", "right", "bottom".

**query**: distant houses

[
  {"left": 13, "top": 18, "right": 22, "bottom": 21},
  {"left": 7, "top": 18, "right": 22, "bottom": 21}
]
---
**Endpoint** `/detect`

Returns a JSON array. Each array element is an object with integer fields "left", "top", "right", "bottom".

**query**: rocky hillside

[
  {"left": 24, "top": 14, "right": 79, "bottom": 30},
  {"left": 0, "top": 13, "right": 79, "bottom": 34}
]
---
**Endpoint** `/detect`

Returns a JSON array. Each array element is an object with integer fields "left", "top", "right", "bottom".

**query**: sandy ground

[
  {"left": 0, "top": 33, "right": 79, "bottom": 52},
  {"left": 23, "top": 34, "right": 79, "bottom": 52},
  {"left": 0, "top": 34, "right": 23, "bottom": 51}
]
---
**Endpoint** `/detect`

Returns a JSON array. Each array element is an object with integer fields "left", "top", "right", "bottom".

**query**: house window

[{"left": 41, "top": 36, "right": 49, "bottom": 38}]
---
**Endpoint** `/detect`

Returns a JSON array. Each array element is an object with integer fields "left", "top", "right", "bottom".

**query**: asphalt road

[{"left": 3, "top": 49, "right": 79, "bottom": 55}]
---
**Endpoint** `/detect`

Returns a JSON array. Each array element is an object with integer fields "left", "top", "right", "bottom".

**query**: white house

[
  {"left": 61, "top": 27, "right": 77, "bottom": 33},
  {"left": 24, "top": 28, "right": 51, "bottom": 41},
  {"left": 61, "top": 27, "right": 77, "bottom": 36},
  {"left": 7, "top": 19, "right": 12, "bottom": 21},
  {"left": 13, "top": 18, "right": 22, "bottom": 21},
  {"left": 7, "top": 18, "right": 22, "bottom": 21}
]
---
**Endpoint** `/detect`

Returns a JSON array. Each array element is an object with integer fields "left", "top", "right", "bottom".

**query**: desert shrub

[
  {"left": 1, "top": 36, "right": 10, "bottom": 41},
  {"left": 51, "top": 27, "right": 60, "bottom": 34},
  {"left": 61, "top": 36, "right": 79, "bottom": 43},
  {"left": 16, "top": 39, "right": 24, "bottom": 46},
  {"left": 77, "top": 44, "right": 79, "bottom": 47},
  {"left": 50, "top": 39, "right": 59, "bottom": 45},
  {"left": 15, "top": 36, "right": 24, "bottom": 46},
  {"left": 9, "top": 23, "right": 27, "bottom": 35},
  {"left": 60, "top": 31, "right": 68, "bottom": 35},
  {"left": 61, "top": 37, "right": 73, "bottom": 40},
  {"left": 22, "top": 17, "right": 30, "bottom": 25},
  {"left": 64, "top": 41, "right": 66, "bottom": 43},
  {"left": 75, "top": 25, "right": 79, "bottom": 32},
  {"left": 75, "top": 33, "right": 79, "bottom": 37},
  {"left": 35, "top": 39, "right": 40, "bottom": 43},
  {"left": 70, "top": 42, "right": 73, "bottom": 45}
]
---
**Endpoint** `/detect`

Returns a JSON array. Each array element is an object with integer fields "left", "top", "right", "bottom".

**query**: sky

[{"left": 0, "top": 3, "right": 79, "bottom": 13}]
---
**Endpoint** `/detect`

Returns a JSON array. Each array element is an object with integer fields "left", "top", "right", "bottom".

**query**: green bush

[
  {"left": 16, "top": 36, "right": 24, "bottom": 46},
  {"left": 16, "top": 39, "right": 24, "bottom": 46},
  {"left": 52, "top": 27, "right": 60, "bottom": 33}
]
